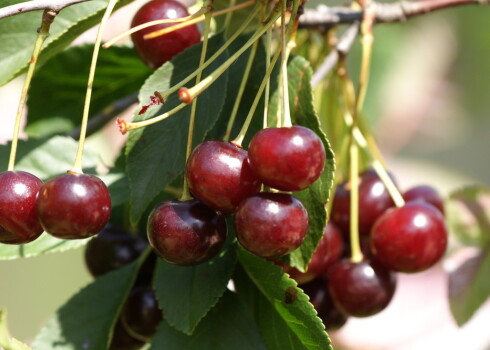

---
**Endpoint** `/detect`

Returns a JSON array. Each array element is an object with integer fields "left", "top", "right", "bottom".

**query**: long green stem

[
  {"left": 349, "top": 141, "right": 363, "bottom": 263},
  {"left": 7, "top": 10, "right": 56, "bottom": 171},
  {"left": 263, "top": 22, "right": 272, "bottom": 129},
  {"left": 71, "top": 0, "right": 117, "bottom": 174}
]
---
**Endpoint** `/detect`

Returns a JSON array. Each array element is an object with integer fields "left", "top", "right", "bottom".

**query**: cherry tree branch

[{"left": 0, "top": 0, "right": 90, "bottom": 20}]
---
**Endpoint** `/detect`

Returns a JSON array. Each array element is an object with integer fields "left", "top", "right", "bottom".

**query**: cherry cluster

[
  {"left": 279, "top": 169, "right": 448, "bottom": 330},
  {"left": 147, "top": 125, "right": 326, "bottom": 265},
  {"left": 0, "top": 171, "right": 111, "bottom": 245}
]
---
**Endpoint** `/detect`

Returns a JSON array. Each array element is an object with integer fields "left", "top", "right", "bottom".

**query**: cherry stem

[
  {"left": 71, "top": 0, "right": 117, "bottom": 174},
  {"left": 180, "top": 1, "right": 213, "bottom": 202},
  {"left": 263, "top": 15, "right": 272, "bottom": 129},
  {"left": 223, "top": 40, "right": 258, "bottom": 141},
  {"left": 349, "top": 140, "right": 363, "bottom": 263},
  {"left": 119, "top": 103, "right": 187, "bottom": 134},
  {"left": 223, "top": 0, "right": 237, "bottom": 30},
  {"left": 279, "top": 0, "right": 291, "bottom": 127},
  {"left": 7, "top": 9, "right": 56, "bottom": 172}
]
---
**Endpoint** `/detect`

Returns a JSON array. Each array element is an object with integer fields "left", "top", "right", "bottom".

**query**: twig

[{"left": 0, "top": 0, "right": 89, "bottom": 20}]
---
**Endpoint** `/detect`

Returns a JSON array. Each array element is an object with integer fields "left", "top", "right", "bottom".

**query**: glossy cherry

[
  {"left": 234, "top": 192, "right": 309, "bottom": 258},
  {"left": 84, "top": 224, "right": 148, "bottom": 277},
  {"left": 330, "top": 169, "right": 396, "bottom": 236},
  {"left": 283, "top": 222, "right": 344, "bottom": 284},
  {"left": 109, "top": 319, "right": 145, "bottom": 350},
  {"left": 371, "top": 201, "right": 448, "bottom": 273},
  {"left": 301, "top": 278, "right": 348, "bottom": 331},
  {"left": 36, "top": 173, "right": 111, "bottom": 239},
  {"left": 147, "top": 199, "right": 226, "bottom": 265},
  {"left": 327, "top": 258, "right": 396, "bottom": 317},
  {"left": 248, "top": 126, "right": 326, "bottom": 191},
  {"left": 186, "top": 141, "right": 261, "bottom": 213},
  {"left": 403, "top": 185, "right": 445, "bottom": 215},
  {"left": 0, "top": 171, "right": 43, "bottom": 244},
  {"left": 131, "top": 0, "right": 201, "bottom": 69},
  {"left": 121, "top": 285, "right": 162, "bottom": 339}
]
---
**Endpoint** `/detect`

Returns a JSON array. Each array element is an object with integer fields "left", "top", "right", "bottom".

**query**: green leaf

[
  {"left": 26, "top": 44, "right": 150, "bottom": 134},
  {"left": 449, "top": 249, "right": 490, "bottom": 326},
  {"left": 125, "top": 35, "right": 228, "bottom": 224},
  {"left": 153, "top": 238, "right": 236, "bottom": 334},
  {"left": 0, "top": 0, "right": 136, "bottom": 86},
  {"left": 447, "top": 186, "right": 490, "bottom": 246},
  {"left": 235, "top": 249, "right": 332, "bottom": 350},
  {"left": 149, "top": 291, "right": 266, "bottom": 350},
  {"left": 32, "top": 253, "right": 145, "bottom": 349}
]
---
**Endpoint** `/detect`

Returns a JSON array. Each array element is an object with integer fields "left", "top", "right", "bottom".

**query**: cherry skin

[
  {"left": 301, "top": 278, "right": 348, "bottom": 331},
  {"left": 403, "top": 185, "right": 445, "bottom": 215},
  {"left": 84, "top": 224, "right": 148, "bottom": 278},
  {"left": 36, "top": 173, "right": 111, "bottom": 239},
  {"left": 371, "top": 201, "right": 448, "bottom": 273},
  {"left": 0, "top": 171, "right": 43, "bottom": 244},
  {"left": 330, "top": 169, "right": 396, "bottom": 237},
  {"left": 131, "top": 0, "right": 201, "bottom": 69},
  {"left": 147, "top": 199, "right": 226, "bottom": 266},
  {"left": 186, "top": 141, "right": 261, "bottom": 213},
  {"left": 248, "top": 126, "right": 326, "bottom": 191},
  {"left": 327, "top": 258, "right": 396, "bottom": 317},
  {"left": 234, "top": 192, "right": 309, "bottom": 258},
  {"left": 109, "top": 319, "right": 145, "bottom": 350},
  {"left": 121, "top": 285, "right": 162, "bottom": 339},
  {"left": 283, "top": 222, "right": 344, "bottom": 284}
]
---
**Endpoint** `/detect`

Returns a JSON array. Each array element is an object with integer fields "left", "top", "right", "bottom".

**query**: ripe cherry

[
  {"left": 328, "top": 258, "right": 396, "bottom": 317},
  {"left": 186, "top": 141, "right": 261, "bottom": 213},
  {"left": 371, "top": 201, "right": 448, "bottom": 273},
  {"left": 147, "top": 199, "right": 226, "bottom": 265},
  {"left": 282, "top": 222, "right": 344, "bottom": 284},
  {"left": 403, "top": 185, "right": 445, "bottom": 215},
  {"left": 0, "top": 171, "right": 43, "bottom": 244},
  {"left": 109, "top": 319, "right": 145, "bottom": 350},
  {"left": 131, "top": 0, "right": 201, "bottom": 69},
  {"left": 301, "top": 278, "right": 348, "bottom": 331},
  {"left": 248, "top": 126, "right": 326, "bottom": 191},
  {"left": 121, "top": 285, "right": 162, "bottom": 339},
  {"left": 330, "top": 169, "right": 396, "bottom": 237},
  {"left": 234, "top": 192, "right": 309, "bottom": 258},
  {"left": 36, "top": 173, "right": 111, "bottom": 239},
  {"left": 84, "top": 224, "right": 148, "bottom": 278}
]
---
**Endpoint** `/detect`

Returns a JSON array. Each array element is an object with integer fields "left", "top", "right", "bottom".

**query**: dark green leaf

[
  {"left": 26, "top": 44, "right": 150, "bottom": 134},
  {"left": 153, "top": 237, "right": 236, "bottom": 334},
  {"left": 235, "top": 249, "right": 332, "bottom": 350},
  {"left": 449, "top": 249, "right": 490, "bottom": 326},
  {"left": 125, "top": 35, "right": 228, "bottom": 224},
  {"left": 149, "top": 291, "right": 266, "bottom": 350},
  {"left": 32, "top": 253, "right": 146, "bottom": 349}
]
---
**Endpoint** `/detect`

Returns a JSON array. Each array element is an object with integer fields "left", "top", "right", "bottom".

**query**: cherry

[
  {"left": 121, "top": 285, "right": 162, "bottom": 339},
  {"left": 147, "top": 199, "right": 226, "bottom": 265},
  {"left": 234, "top": 192, "right": 309, "bottom": 258},
  {"left": 403, "top": 185, "right": 445, "bottom": 215},
  {"left": 327, "top": 258, "right": 396, "bottom": 317},
  {"left": 131, "top": 0, "right": 201, "bottom": 69},
  {"left": 84, "top": 224, "right": 148, "bottom": 278},
  {"left": 248, "top": 126, "right": 326, "bottom": 191},
  {"left": 301, "top": 278, "right": 347, "bottom": 331},
  {"left": 330, "top": 169, "right": 396, "bottom": 237},
  {"left": 370, "top": 201, "right": 448, "bottom": 273},
  {"left": 282, "top": 222, "right": 344, "bottom": 284},
  {"left": 36, "top": 173, "right": 111, "bottom": 239},
  {"left": 109, "top": 319, "right": 145, "bottom": 350},
  {"left": 186, "top": 141, "right": 261, "bottom": 213},
  {"left": 0, "top": 171, "right": 43, "bottom": 244}
]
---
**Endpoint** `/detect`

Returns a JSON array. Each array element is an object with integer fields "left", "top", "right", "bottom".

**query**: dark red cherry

[
  {"left": 0, "top": 171, "right": 43, "bottom": 244},
  {"left": 147, "top": 199, "right": 226, "bottom": 265},
  {"left": 403, "top": 185, "right": 445, "bottom": 215},
  {"left": 131, "top": 0, "right": 201, "bottom": 69},
  {"left": 283, "top": 222, "right": 344, "bottom": 284},
  {"left": 248, "top": 126, "right": 326, "bottom": 191},
  {"left": 234, "top": 192, "right": 309, "bottom": 258},
  {"left": 371, "top": 201, "right": 448, "bottom": 273},
  {"left": 327, "top": 258, "right": 396, "bottom": 317},
  {"left": 36, "top": 173, "right": 111, "bottom": 239},
  {"left": 330, "top": 169, "right": 396, "bottom": 237},
  {"left": 186, "top": 141, "right": 261, "bottom": 213},
  {"left": 121, "top": 285, "right": 162, "bottom": 339},
  {"left": 301, "top": 278, "right": 347, "bottom": 331},
  {"left": 84, "top": 224, "right": 148, "bottom": 277},
  {"left": 109, "top": 319, "right": 145, "bottom": 350}
]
